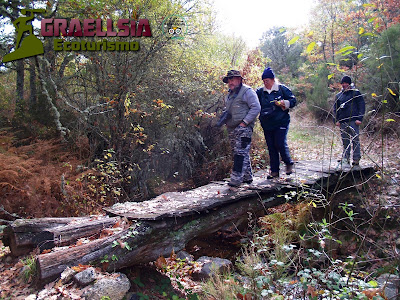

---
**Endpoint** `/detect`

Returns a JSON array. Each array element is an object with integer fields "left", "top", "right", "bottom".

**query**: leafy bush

[{"left": 306, "top": 66, "right": 333, "bottom": 122}]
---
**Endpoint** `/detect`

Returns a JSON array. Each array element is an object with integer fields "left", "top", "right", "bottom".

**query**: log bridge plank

[
  {"left": 1, "top": 160, "right": 374, "bottom": 284},
  {"left": 103, "top": 160, "right": 368, "bottom": 220},
  {"left": 2, "top": 216, "right": 120, "bottom": 256}
]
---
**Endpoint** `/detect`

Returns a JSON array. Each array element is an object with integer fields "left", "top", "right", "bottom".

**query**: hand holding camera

[{"left": 274, "top": 100, "right": 286, "bottom": 109}]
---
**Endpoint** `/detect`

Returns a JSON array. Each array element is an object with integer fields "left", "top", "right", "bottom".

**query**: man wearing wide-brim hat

[{"left": 219, "top": 69, "right": 261, "bottom": 187}]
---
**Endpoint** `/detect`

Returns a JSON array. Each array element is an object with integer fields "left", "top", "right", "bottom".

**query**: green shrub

[{"left": 306, "top": 66, "right": 333, "bottom": 122}]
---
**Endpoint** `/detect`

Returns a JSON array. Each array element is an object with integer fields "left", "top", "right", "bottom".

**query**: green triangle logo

[{"left": 3, "top": 9, "right": 46, "bottom": 63}]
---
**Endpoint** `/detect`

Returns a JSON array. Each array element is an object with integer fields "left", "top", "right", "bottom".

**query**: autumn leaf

[
  {"left": 170, "top": 249, "right": 177, "bottom": 261},
  {"left": 336, "top": 45, "right": 356, "bottom": 54},
  {"left": 155, "top": 256, "right": 167, "bottom": 269},
  {"left": 336, "top": 65, "right": 346, "bottom": 72},
  {"left": 362, "top": 288, "right": 386, "bottom": 299},
  {"left": 54, "top": 279, "right": 63, "bottom": 289},
  {"left": 306, "top": 42, "right": 316, "bottom": 53},
  {"left": 288, "top": 36, "right": 300, "bottom": 45},
  {"left": 387, "top": 88, "right": 396, "bottom": 96},
  {"left": 71, "top": 264, "right": 91, "bottom": 272},
  {"left": 112, "top": 220, "right": 122, "bottom": 228},
  {"left": 307, "top": 285, "right": 318, "bottom": 298},
  {"left": 368, "top": 280, "right": 379, "bottom": 288},
  {"left": 362, "top": 3, "right": 376, "bottom": 7}
]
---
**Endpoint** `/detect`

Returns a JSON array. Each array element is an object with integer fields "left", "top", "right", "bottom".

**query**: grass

[
  {"left": 288, "top": 110, "right": 343, "bottom": 162},
  {"left": 250, "top": 105, "right": 344, "bottom": 169},
  {"left": 20, "top": 255, "right": 36, "bottom": 283}
]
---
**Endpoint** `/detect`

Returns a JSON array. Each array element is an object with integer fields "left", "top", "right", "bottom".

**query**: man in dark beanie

[
  {"left": 341, "top": 75, "right": 352, "bottom": 85},
  {"left": 220, "top": 70, "right": 260, "bottom": 187},
  {"left": 256, "top": 67, "right": 297, "bottom": 179},
  {"left": 334, "top": 75, "right": 366, "bottom": 166}
]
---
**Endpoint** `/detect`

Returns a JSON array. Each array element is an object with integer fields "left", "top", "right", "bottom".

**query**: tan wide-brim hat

[{"left": 222, "top": 69, "right": 245, "bottom": 83}]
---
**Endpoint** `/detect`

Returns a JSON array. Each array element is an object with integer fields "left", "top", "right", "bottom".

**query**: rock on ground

[
  {"left": 192, "top": 256, "right": 233, "bottom": 280},
  {"left": 84, "top": 272, "right": 131, "bottom": 300}
]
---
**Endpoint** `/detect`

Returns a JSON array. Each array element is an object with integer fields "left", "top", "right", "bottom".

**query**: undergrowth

[
  {"left": 20, "top": 255, "right": 36, "bottom": 283},
  {"left": 0, "top": 131, "right": 128, "bottom": 218},
  {"left": 201, "top": 195, "right": 396, "bottom": 299}
]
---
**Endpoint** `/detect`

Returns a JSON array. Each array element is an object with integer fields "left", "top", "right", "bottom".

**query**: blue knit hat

[{"left": 262, "top": 67, "right": 275, "bottom": 80}]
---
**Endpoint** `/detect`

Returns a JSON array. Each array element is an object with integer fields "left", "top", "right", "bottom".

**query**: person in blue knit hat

[
  {"left": 256, "top": 67, "right": 297, "bottom": 179},
  {"left": 334, "top": 75, "right": 365, "bottom": 166}
]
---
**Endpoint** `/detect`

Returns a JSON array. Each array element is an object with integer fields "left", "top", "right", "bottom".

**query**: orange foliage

[
  {"left": 364, "top": 0, "right": 400, "bottom": 32},
  {"left": 0, "top": 131, "right": 98, "bottom": 218},
  {"left": 71, "top": 264, "right": 92, "bottom": 272},
  {"left": 362, "top": 288, "right": 387, "bottom": 299}
]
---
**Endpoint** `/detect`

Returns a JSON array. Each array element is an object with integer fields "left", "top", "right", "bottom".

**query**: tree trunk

[
  {"left": 16, "top": 59, "right": 25, "bottom": 112},
  {"left": 29, "top": 58, "right": 37, "bottom": 107},
  {"left": 35, "top": 193, "right": 286, "bottom": 284}
]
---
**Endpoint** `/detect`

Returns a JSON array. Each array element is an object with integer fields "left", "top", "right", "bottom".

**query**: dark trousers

[
  {"left": 263, "top": 126, "right": 293, "bottom": 173},
  {"left": 340, "top": 121, "right": 361, "bottom": 162}
]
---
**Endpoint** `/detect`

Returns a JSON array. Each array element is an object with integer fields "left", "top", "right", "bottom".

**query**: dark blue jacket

[
  {"left": 256, "top": 84, "right": 296, "bottom": 130},
  {"left": 334, "top": 88, "right": 365, "bottom": 123}
]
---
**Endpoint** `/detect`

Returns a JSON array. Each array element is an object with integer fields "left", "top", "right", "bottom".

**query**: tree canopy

[{"left": 0, "top": 0, "right": 399, "bottom": 202}]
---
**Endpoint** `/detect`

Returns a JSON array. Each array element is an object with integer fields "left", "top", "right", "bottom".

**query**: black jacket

[
  {"left": 334, "top": 87, "right": 365, "bottom": 123},
  {"left": 256, "top": 84, "right": 296, "bottom": 130}
]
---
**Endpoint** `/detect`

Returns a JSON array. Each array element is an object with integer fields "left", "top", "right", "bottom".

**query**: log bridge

[{"left": 1, "top": 160, "right": 374, "bottom": 283}]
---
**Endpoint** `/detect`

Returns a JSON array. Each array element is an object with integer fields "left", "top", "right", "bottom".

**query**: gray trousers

[
  {"left": 228, "top": 126, "right": 253, "bottom": 185},
  {"left": 340, "top": 121, "right": 361, "bottom": 162}
]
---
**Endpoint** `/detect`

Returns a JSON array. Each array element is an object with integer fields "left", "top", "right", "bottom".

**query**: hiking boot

[
  {"left": 243, "top": 179, "right": 253, "bottom": 184},
  {"left": 336, "top": 159, "right": 350, "bottom": 169},
  {"left": 267, "top": 172, "right": 279, "bottom": 179},
  {"left": 285, "top": 163, "right": 294, "bottom": 175},
  {"left": 352, "top": 160, "right": 360, "bottom": 166},
  {"left": 228, "top": 181, "right": 241, "bottom": 187},
  {"left": 342, "top": 159, "right": 350, "bottom": 167}
]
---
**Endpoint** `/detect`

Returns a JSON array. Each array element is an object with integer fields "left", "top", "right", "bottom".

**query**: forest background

[
  {"left": 0, "top": 0, "right": 400, "bottom": 298},
  {"left": 0, "top": 0, "right": 399, "bottom": 218}
]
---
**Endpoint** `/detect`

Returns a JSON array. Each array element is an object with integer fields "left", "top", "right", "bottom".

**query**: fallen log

[
  {"left": 0, "top": 161, "right": 374, "bottom": 284},
  {"left": 35, "top": 188, "right": 288, "bottom": 283},
  {"left": 3, "top": 216, "right": 119, "bottom": 256}
]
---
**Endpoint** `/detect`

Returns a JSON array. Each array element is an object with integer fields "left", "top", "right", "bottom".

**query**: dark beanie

[
  {"left": 341, "top": 76, "right": 352, "bottom": 84},
  {"left": 262, "top": 67, "right": 275, "bottom": 80}
]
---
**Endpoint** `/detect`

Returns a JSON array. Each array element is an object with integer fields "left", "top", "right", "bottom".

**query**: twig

[{"left": 0, "top": 205, "right": 21, "bottom": 220}]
